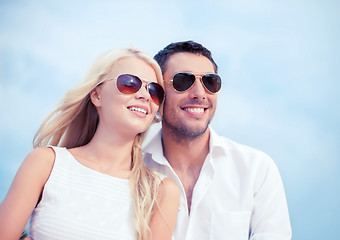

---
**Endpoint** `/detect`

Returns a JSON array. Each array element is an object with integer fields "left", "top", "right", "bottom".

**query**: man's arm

[{"left": 250, "top": 155, "right": 292, "bottom": 240}]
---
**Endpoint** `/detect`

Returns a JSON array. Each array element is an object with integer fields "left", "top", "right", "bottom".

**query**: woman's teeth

[{"left": 128, "top": 107, "right": 147, "bottom": 114}]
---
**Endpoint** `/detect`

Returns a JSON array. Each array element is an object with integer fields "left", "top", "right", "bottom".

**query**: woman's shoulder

[
  {"left": 24, "top": 147, "right": 56, "bottom": 170},
  {"left": 28, "top": 146, "right": 55, "bottom": 159},
  {"left": 159, "top": 177, "right": 180, "bottom": 201}
]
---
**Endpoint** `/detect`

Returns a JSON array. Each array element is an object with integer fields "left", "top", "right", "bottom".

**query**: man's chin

[
  {"left": 186, "top": 126, "right": 209, "bottom": 138},
  {"left": 162, "top": 114, "right": 211, "bottom": 140},
  {"left": 182, "top": 120, "right": 210, "bottom": 134},
  {"left": 170, "top": 124, "right": 209, "bottom": 140}
]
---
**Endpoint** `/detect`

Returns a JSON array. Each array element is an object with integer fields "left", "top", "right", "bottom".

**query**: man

[{"left": 143, "top": 41, "right": 292, "bottom": 239}]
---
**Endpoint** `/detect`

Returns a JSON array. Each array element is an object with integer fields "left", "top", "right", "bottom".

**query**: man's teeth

[
  {"left": 129, "top": 107, "right": 147, "bottom": 114},
  {"left": 184, "top": 108, "right": 204, "bottom": 113}
]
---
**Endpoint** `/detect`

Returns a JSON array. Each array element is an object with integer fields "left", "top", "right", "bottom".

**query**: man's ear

[{"left": 90, "top": 87, "right": 101, "bottom": 107}]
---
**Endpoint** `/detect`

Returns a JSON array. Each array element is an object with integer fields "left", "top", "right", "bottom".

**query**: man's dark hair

[{"left": 154, "top": 40, "right": 218, "bottom": 74}]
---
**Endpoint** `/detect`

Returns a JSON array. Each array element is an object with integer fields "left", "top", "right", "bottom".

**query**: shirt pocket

[{"left": 210, "top": 211, "right": 251, "bottom": 240}]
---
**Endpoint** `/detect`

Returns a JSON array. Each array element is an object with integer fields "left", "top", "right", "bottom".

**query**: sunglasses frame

[
  {"left": 105, "top": 74, "right": 164, "bottom": 105},
  {"left": 169, "top": 72, "right": 222, "bottom": 94}
]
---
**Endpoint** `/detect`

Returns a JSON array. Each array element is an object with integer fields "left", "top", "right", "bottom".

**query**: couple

[{"left": 0, "top": 41, "right": 292, "bottom": 239}]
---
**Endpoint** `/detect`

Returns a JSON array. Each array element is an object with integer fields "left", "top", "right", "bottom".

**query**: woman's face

[{"left": 93, "top": 56, "right": 160, "bottom": 137}]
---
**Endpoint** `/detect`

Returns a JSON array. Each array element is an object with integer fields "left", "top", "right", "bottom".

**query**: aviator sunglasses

[
  {"left": 107, "top": 74, "right": 164, "bottom": 105},
  {"left": 170, "top": 72, "right": 222, "bottom": 93}
]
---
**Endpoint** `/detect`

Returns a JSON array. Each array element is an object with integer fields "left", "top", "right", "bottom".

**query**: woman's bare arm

[
  {"left": 0, "top": 147, "right": 55, "bottom": 239},
  {"left": 149, "top": 177, "right": 180, "bottom": 240}
]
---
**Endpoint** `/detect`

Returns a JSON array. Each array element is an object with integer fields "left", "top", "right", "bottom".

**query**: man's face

[{"left": 162, "top": 52, "right": 218, "bottom": 139}]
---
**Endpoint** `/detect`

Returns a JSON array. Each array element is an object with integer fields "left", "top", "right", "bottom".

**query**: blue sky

[{"left": 0, "top": 0, "right": 339, "bottom": 239}]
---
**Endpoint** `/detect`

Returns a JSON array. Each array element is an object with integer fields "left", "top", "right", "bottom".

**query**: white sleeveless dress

[{"left": 29, "top": 146, "right": 136, "bottom": 240}]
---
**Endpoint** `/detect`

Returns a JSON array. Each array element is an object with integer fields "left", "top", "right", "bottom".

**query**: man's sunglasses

[
  {"left": 170, "top": 72, "right": 222, "bottom": 93},
  {"left": 107, "top": 74, "right": 164, "bottom": 105}
]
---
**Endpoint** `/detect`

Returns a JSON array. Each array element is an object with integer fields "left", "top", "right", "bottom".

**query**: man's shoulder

[
  {"left": 211, "top": 128, "right": 275, "bottom": 168},
  {"left": 218, "top": 134, "right": 266, "bottom": 155}
]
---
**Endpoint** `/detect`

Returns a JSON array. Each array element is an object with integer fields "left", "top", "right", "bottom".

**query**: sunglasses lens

[
  {"left": 148, "top": 83, "right": 165, "bottom": 105},
  {"left": 116, "top": 74, "right": 142, "bottom": 94},
  {"left": 173, "top": 73, "right": 196, "bottom": 92},
  {"left": 202, "top": 74, "right": 221, "bottom": 93},
  {"left": 117, "top": 74, "right": 164, "bottom": 105}
]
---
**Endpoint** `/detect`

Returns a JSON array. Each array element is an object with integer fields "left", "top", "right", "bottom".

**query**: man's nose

[{"left": 188, "top": 77, "right": 206, "bottom": 100}]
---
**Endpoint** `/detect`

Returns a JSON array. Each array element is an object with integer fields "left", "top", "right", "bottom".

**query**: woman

[{"left": 0, "top": 48, "right": 180, "bottom": 240}]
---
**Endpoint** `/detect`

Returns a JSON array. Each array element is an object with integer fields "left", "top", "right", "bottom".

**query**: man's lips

[{"left": 181, "top": 106, "right": 208, "bottom": 116}]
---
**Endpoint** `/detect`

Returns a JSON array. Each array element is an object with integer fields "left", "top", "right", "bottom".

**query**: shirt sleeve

[{"left": 250, "top": 154, "right": 292, "bottom": 240}]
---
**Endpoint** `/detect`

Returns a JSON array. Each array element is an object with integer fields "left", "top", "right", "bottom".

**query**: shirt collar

[
  {"left": 208, "top": 126, "right": 230, "bottom": 157},
  {"left": 143, "top": 125, "right": 229, "bottom": 165},
  {"left": 143, "top": 128, "right": 170, "bottom": 166}
]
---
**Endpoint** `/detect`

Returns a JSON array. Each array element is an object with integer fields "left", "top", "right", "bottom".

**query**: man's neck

[
  {"left": 162, "top": 127, "right": 210, "bottom": 168},
  {"left": 161, "top": 126, "right": 210, "bottom": 214}
]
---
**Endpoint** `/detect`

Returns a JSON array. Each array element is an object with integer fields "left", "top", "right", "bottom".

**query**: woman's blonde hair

[{"left": 33, "top": 48, "right": 164, "bottom": 239}]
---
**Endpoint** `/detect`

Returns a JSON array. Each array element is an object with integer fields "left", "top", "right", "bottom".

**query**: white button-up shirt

[{"left": 143, "top": 126, "right": 292, "bottom": 240}]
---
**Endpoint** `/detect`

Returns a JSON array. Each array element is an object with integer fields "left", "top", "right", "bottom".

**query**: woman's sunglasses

[
  {"left": 170, "top": 72, "right": 222, "bottom": 93},
  {"left": 108, "top": 74, "right": 164, "bottom": 105}
]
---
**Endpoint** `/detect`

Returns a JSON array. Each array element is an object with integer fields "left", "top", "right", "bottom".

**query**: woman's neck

[{"left": 70, "top": 126, "right": 136, "bottom": 178}]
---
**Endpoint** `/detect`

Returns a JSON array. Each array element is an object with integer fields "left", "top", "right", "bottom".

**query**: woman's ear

[{"left": 90, "top": 87, "right": 101, "bottom": 107}]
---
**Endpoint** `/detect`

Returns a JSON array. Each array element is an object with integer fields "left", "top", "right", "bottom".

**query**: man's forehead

[{"left": 163, "top": 52, "right": 215, "bottom": 78}]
